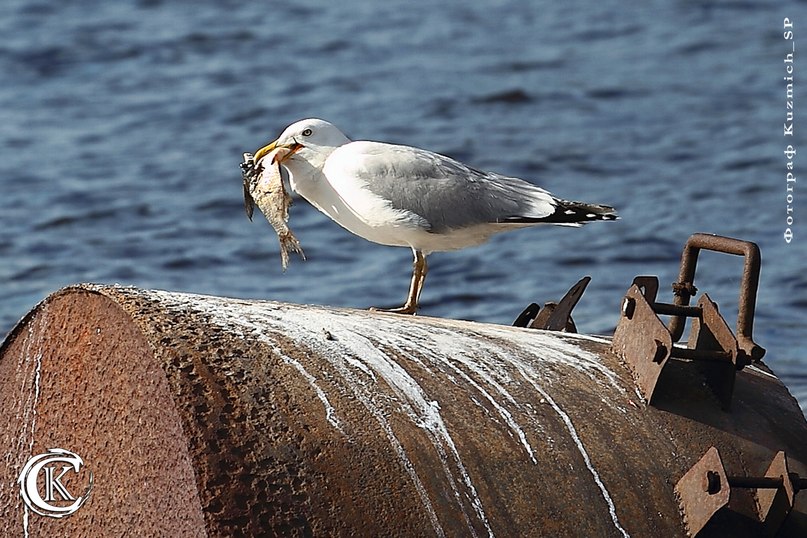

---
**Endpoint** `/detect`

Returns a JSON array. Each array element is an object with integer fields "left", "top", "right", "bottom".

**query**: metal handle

[{"left": 667, "top": 233, "right": 765, "bottom": 364}]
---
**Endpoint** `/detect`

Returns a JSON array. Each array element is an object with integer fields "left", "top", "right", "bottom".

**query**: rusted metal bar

[
  {"left": 727, "top": 476, "right": 787, "bottom": 490},
  {"left": 652, "top": 303, "right": 703, "bottom": 318},
  {"left": 669, "top": 346, "right": 732, "bottom": 362},
  {"left": 667, "top": 233, "right": 765, "bottom": 364}
]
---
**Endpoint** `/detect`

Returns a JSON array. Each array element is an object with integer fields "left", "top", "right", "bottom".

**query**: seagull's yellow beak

[{"left": 254, "top": 140, "right": 303, "bottom": 164}]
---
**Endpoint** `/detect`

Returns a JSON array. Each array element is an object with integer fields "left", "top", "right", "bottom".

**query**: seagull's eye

[{"left": 302, "top": 128, "right": 313, "bottom": 137}]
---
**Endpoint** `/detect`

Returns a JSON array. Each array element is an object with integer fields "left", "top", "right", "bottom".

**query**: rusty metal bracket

[
  {"left": 612, "top": 283, "right": 672, "bottom": 403},
  {"left": 675, "top": 447, "right": 807, "bottom": 537},
  {"left": 686, "top": 294, "right": 741, "bottom": 409},
  {"left": 611, "top": 234, "right": 765, "bottom": 409},
  {"left": 666, "top": 233, "right": 765, "bottom": 365},
  {"left": 513, "top": 303, "right": 541, "bottom": 328},
  {"left": 675, "top": 447, "right": 730, "bottom": 537},
  {"left": 613, "top": 277, "right": 739, "bottom": 408},
  {"left": 513, "top": 277, "right": 590, "bottom": 332}
]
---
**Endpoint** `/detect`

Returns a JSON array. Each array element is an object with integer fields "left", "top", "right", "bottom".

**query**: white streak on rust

[
  {"left": 15, "top": 306, "right": 48, "bottom": 538},
  {"left": 144, "top": 289, "right": 638, "bottom": 538},
  {"left": 276, "top": 350, "right": 344, "bottom": 433},
  {"left": 324, "top": 326, "right": 491, "bottom": 537},
  {"left": 513, "top": 362, "right": 630, "bottom": 538},
  {"left": 345, "top": 356, "right": 376, "bottom": 381},
  {"left": 423, "top": 331, "right": 538, "bottom": 463},
  {"left": 172, "top": 295, "right": 447, "bottom": 537},
  {"left": 294, "top": 332, "right": 448, "bottom": 538}
]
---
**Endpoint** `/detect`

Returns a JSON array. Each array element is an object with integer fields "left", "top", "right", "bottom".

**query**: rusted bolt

[
  {"left": 745, "top": 343, "right": 766, "bottom": 363},
  {"left": 791, "top": 473, "right": 807, "bottom": 493},
  {"left": 672, "top": 281, "right": 698, "bottom": 298},
  {"left": 706, "top": 471, "right": 721, "bottom": 494},
  {"left": 622, "top": 296, "right": 636, "bottom": 319}
]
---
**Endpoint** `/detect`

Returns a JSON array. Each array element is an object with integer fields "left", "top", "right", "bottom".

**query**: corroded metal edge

[
  {"left": 1, "top": 284, "right": 118, "bottom": 355},
  {"left": 1, "top": 284, "right": 208, "bottom": 537}
]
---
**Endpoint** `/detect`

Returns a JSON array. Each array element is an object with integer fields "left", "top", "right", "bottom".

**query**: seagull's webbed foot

[{"left": 370, "top": 303, "right": 418, "bottom": 315}]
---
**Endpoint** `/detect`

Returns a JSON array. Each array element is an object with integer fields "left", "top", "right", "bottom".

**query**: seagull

[{"left": 253, "top": 118, "right": 618, "bottom": 314}]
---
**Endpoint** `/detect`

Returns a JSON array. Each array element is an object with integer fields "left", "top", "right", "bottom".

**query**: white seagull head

[{"left": 254, "top": 118, "right": 350, "bottom": 171}]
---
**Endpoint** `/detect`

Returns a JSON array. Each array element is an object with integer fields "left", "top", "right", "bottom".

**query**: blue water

[{"left": 1, "top": 0, "right": 805, "bottom": 414}]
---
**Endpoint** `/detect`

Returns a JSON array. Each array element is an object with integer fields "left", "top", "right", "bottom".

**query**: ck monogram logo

[{"left": 18, "top": 448, "right": 93, "bottom": 518}]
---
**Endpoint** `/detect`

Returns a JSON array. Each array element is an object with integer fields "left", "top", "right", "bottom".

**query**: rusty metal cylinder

[{"left": 1, "top": 285, "right": 806, "bottom": 537}]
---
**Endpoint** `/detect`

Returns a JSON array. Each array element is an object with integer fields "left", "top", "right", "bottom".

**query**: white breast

[{"left": 285, "top": 162, "right": 421, "bottom": 249}]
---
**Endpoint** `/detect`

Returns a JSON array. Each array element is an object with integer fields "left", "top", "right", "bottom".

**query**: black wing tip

[
  {"left": 551, "top": 201, "right": 619, "bottom": 224},
  {"left": 587, "top": 207, "right": 620, "bottom": 221},
  {"left": 503, "top": 204, "right": 619, "bottom": 225}
]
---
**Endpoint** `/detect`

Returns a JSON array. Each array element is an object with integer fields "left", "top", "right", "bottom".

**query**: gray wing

[{"left": 343, "top": 142, "right": 559, "bottom": 233}]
